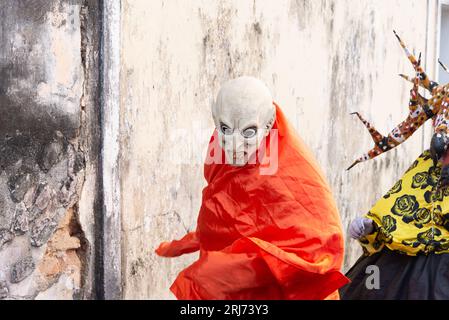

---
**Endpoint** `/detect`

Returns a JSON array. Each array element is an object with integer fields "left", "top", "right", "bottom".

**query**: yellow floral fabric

[{"left": 360, "top": 150, "right": 449, "bottom": 256}]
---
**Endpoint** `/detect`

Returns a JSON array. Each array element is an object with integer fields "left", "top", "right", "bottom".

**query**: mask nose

[
  {"left": 234, "top": 134, "right": 246, "bottom": 152},
  {"left": 221, "top": 133, "right": 248, "bottom": 165},
  {"left": 224, "top": 133, "right": 245, "bottom": 153}
]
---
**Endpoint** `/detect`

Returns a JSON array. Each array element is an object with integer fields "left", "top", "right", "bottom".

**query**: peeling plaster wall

[
  {"left": 0, "top": 0, "right": 100, "bottom": 299},
  {"left": 120, "top": 0, "right": 439, "bottom": 299}
]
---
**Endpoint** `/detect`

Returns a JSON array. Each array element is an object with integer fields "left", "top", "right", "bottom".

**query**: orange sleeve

[{"left": 155, "top": 232, "right": 200, "bottom": 258}]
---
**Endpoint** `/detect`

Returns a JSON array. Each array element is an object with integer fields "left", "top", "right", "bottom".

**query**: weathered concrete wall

[
  {"left": 0, "top": 0, "right": 100, "bottom": 299},
  {"left": 119, "top": 0, "right": 440, "bottom": 299}
]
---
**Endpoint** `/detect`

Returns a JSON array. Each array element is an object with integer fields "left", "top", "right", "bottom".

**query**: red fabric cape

[{"left": 156, "top": 104, "right": 349, "bottom": 300}]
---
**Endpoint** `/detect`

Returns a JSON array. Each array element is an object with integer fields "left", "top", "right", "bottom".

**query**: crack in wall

[{"left": 34, "top": 207, "right": 83, "bottom": 299}]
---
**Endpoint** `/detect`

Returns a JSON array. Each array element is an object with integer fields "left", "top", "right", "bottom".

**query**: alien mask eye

[
  {"left": 220, "top": 123, "right": 233, "bottom": 135},
  {"left": 242, "top": 127, "right": 258, "bottom": 139}
]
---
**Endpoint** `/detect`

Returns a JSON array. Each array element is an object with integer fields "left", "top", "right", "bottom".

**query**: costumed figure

[
  {"left": 341, "top": 31, "right": 449, "bottom": 300},
  {"left": 156, "top": 76, "right": 349, "bottom": 300}
]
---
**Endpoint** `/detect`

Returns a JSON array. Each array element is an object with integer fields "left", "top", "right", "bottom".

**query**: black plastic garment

[{"left": 340, "top": 249, "right": 449, "bottom": 300}]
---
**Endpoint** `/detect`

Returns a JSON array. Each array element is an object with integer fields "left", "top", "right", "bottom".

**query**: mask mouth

[{"left": 231, "top": 151, "right": 248, "bottom": 165}]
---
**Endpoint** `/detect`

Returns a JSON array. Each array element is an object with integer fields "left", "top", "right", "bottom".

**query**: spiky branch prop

[{"left": 348, "top": 31, "right": 449, "bottom": 170}]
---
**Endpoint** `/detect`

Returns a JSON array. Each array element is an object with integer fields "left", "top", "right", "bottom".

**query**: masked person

[
  {"left": 341, "top": 32, "right": 449, "bottom": 300},
  {"left": 155, "top": 76, "right": 349, "bottom": 300}
]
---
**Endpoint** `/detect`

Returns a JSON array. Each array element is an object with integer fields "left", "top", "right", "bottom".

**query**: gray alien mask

[{"left": 212, "top": 76, "right": 276, "bottom": 166}]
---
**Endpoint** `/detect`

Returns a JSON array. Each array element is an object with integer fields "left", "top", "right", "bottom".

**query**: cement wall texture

[{"left": 0, "top": 0, "right": 445, "bottom": 299}]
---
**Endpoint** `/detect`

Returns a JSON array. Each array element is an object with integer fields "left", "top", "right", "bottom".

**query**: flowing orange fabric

[{"left": 156, "top": 103, "right": 349, "bottom": 300}]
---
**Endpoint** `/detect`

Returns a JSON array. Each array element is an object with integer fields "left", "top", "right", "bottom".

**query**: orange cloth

[{"left": 156, "top": 104, "right": 349, "bottom": 300}]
